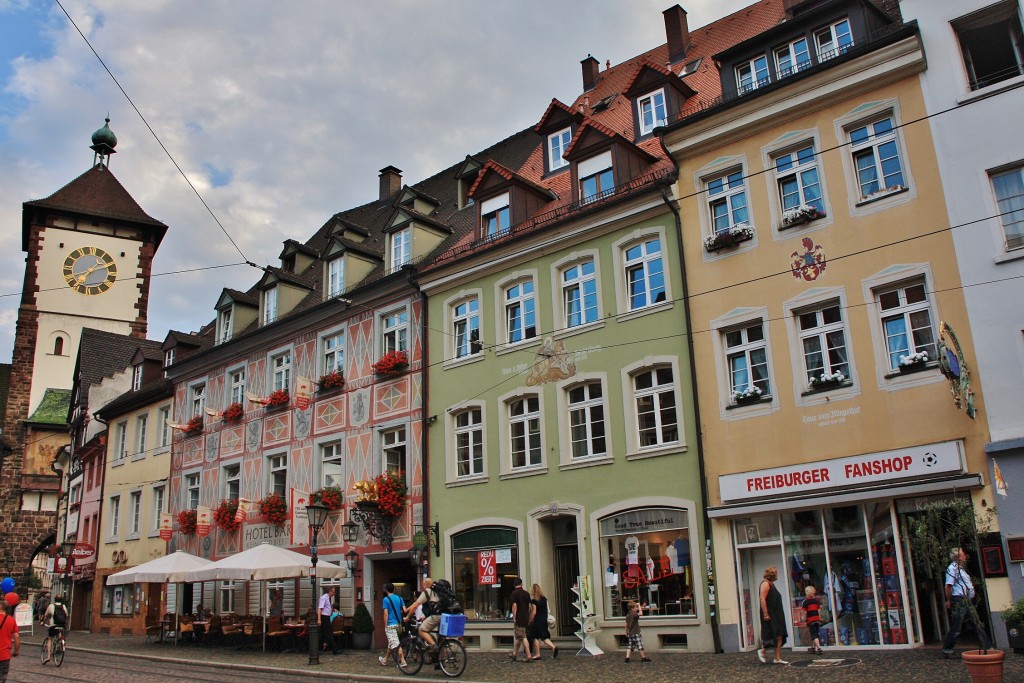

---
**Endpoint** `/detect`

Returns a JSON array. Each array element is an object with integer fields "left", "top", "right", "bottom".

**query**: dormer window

[
  {"left": 775, "top": 38, "right": 811, "bottom": 78},
  {"left": 579, "top": 151, "right": 614, "bottom": 203},
  {"left": 164, "top": 349, "right": 175, "bottom": 377},
  {"left": 815, "top": 19, "right": 853, "bottom": 61},
  {"left": 637, "top": 89, "right": 667, "bottom": 135},
  {"left": 218, "top": 307, "right": 233, "bottom": 344},
  {"left": 262, "top": 287, "right": 278, "bottom": 325},
  {"left": 737, "top": 56, "right": 770, "bottom": 94},
  {"left": 547, "top": 128, "right": 571, "bottom": 171},
  {"left": 390, "top": 228, "right": 410, "bottom": 270},
  {"left": 481, "top": 193, "right": 511, "bottom": 237},
  {"left": 132, "top": 364, "right": 143, "bottom": 392},
  {"left": 327, "top": 257, "right": 344, "bottom": 298}
]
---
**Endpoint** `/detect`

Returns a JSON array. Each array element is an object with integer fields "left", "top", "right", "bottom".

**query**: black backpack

[
  {"left": 432, "top": 579, "right": 463, "bottom": 615},
  {"left": 53, "top": 604, "right": 67, "bottom": 626}
]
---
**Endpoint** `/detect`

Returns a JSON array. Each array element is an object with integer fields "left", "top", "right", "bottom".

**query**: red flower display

[
  {"left": 177, "top": 509, "right": 198, "bottom": 536},
  {"left": 311, "top": 486, "right": 344, "bottom": 511},
  {"left": 223, "top": 402, "right": 244, "bottom": 423},
  {"left": 213, "top": 499, "right": 241, "bottom": 532},
  {"left": 267, "top": 389, "right": 290, "bottom": 407},
  {"left": 318, "top": 371, "right": 345, "bottom": 390},
  {"left": 182, "top": 415, "right": 204, "bottom": 436},
  {"left": 259, "top": 492, "right": 289, "bottom": 526},
  {"left": 372, "top": 350, "right": 409, "bottom": 376},
  {"left": 374, "top": 471, "right": 407, "bottom": 518}
]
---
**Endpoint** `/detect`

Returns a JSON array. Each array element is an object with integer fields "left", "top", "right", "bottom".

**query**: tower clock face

[{"left": 62, "top": 246, "right": 118, "bottom": 295}]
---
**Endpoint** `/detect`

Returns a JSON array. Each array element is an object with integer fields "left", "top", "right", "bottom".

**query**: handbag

[{"left": 547, "top": 612, "right": 556, "bottom": 629}]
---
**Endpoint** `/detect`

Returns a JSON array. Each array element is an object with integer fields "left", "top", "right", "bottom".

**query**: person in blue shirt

[{"left": 379, "top": 583, "right": 407, "bottom": 668}]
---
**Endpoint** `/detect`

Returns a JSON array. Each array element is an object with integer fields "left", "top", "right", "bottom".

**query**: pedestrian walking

[
  {"left": 757, "top": 566, "right": 789, "bottom": 665},
  {"left": 802, "top": 585, "right": 824, "bottom": 654},
  {"left": 623, "top": 601, "right": 651, "bottom": 662},
  {"left": 0, "top": 603, "right": 20, "bottom": 683},
  {"left": 942, "top": 547, "right": 990, "bottom": 658},
  {"left": 379, "top": 583, "right": 407, "bottom": 668},
  {"left": 528, "top": 583, "right": 558, "bottom": 661},
  {"left": 508, "top": 578, "right": 533, "bottom": 662},
  {"left": 318, "top": 587, "right": 341, "bottom": 655}
]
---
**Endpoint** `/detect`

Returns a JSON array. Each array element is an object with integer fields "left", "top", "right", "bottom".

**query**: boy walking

[
  {"left": 802, "top": 586, "right": 824, "bottom": 654},
  {"left": 623, "top": 601, "right": 651, "bottom": 663},
  {"left": 379, "top": 583, "right": 407, "bottom": 668}
]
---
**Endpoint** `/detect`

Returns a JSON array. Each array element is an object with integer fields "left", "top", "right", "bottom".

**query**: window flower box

[
  {"left": 213, "top": 499, "right": 240, "bottom": 532},
  {"left": 266, "top": 389, "right": 290, "bottom": 408},
  {"left": 258, "top": 493, "right": 288, "bottom": 527},
  {"left": 222, "top": 402, "right": 244, "bottom": 423},
  {"left": 704, "top": 224, "right": 755, "bottom": 252},
  {"left": 898, "top": 350, "right": 930, "bottom": 374},
  {"left": 780, "top": 205, "right": 826, "bottom": 230},
  {"left": 182, "top": 415, "right": 204, "bottom": 436},
  {"left": 373, "top": 350, "right": 409, "bottom": 376},
  {"left": 374, "top": 471, "right": 407, "bottom": 518},
  {"left": 177, "top": 509, "right": 198, "bottom": 536},
  {"left": 732, "top": 385, "right": 764, "bottom": 405},
  {"left": 808, "top": 371, "right": 845, "bottom": 391},
  {"left": 858, "top": 184, "right": 906, "bottom": 204},
  {"left": 311, "top": 486, "right": 345, "bottom": 511},
  {"left": 317, "top": 371, "right": 344, "bottom": 392}
]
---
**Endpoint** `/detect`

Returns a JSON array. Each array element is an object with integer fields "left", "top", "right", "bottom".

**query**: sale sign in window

[{"left": 478, "top": 550, "right": 497, "bottom": 585}]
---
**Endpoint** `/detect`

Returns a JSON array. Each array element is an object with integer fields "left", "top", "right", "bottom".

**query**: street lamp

[
  {"left": 345, "top": 549, "right": 360, "bottom": 577},
  {"left": 342, "top": 519, "right": 359, "bottom": 543},
  {"left": 305, "top": 502, "right": 329, "bottom": 666}
]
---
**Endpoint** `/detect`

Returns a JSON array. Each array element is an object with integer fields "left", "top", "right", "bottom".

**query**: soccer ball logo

[{"left": 922, "top": 452, "right": 938, "bottom": 467}]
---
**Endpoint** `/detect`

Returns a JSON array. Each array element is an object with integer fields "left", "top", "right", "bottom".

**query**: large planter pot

[
  {"left": 351, "top": 631, "right": 373, "bottom": 650},
  {"left": 962, "top": 649, "right": 1005, "bottom": 683}
]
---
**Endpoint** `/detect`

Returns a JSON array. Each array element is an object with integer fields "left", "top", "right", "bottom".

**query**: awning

[{"left": 707, "top": 473, "right": 983, "bottom": 519}]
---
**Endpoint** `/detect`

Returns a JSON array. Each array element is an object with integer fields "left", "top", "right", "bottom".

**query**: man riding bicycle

[
  {"left": 42, "top": 595, "right": 67, "bottom": 664},
  {"left": 403, "top": 578, "right": 441, "bottom": 650}
]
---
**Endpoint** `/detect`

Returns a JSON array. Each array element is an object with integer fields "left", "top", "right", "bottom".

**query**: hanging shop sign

[{"left": 719, "top": 440, "right": 964, "bottom": 502}]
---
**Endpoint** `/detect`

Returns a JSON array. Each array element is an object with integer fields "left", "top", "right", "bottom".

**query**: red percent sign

[{"left": 478, "top": 550, "right": 497, "bottom": 585}]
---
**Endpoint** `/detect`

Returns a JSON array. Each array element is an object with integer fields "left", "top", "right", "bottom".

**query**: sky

[{"left": 0, "top": 0, "right": 751, "bottom": 361}]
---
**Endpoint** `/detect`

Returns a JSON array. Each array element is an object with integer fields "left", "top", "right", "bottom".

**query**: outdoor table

[
  {"left": 281, "top": 622, "right": 307, "bottom": 654},
  {"left": 192, "top": 620, "right": 209, "bottom": 645}
]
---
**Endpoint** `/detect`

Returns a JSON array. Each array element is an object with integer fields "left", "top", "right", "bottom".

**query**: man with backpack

[
  {"left": 42, "top": 595, "right": 67, "bottom": 664},
  {"left": 404, "top": 577, "right": 461, "bottom": 651}
]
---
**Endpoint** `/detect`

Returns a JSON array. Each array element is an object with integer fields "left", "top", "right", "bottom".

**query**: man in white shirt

[
  {"left": 318, "top": 587, "right": 341, "bottom": 655},
  {"left": 941, "top": 547, "right": 990, "bottom": 658}
]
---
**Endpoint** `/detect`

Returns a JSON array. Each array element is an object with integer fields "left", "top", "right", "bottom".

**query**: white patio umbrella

[
  {"left": 183, "top": 543, "right": 348, "bottom": 651},
  {"left": 107, "top": 550, "right": 213, "bottom": 644}
]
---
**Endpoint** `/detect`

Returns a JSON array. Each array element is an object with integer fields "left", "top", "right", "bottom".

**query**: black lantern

[
  {"left": 305, "top": 502, "right": 329, "bottom": 666},
  {"left": 342, "top": 519, "right": 359, "bottom": 543},
  {"left": 345, "top": 549, "right": 361, "bottom": 577}
]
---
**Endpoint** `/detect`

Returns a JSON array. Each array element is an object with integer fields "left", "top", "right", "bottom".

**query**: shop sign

[
  {"left": 495, "top": 548, "right": 512, "bottom": 564},
  {"left": 478, "top": 550, "right": 497, "bottom": 585},
  {"left": 71, "top": 543, "right": 95, "bottom": 558},
  {"left": 244, "top": 522, "right": 291, "bottom": 550},
  {"left": 719, "top": 440, "right": 964, "bottom": 502},
  {"left": 599, "top": 508, "right": 688, "bottom": 537}
]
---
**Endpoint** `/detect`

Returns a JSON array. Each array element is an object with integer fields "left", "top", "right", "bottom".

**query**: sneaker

[
  {"left": 942, "top": 650, "right": 960, "bottom": 659},
  {"left": 624, "top": 657, "right": 630, "bottom": 662},
  {"left": 815, "top": 648, "right": 824, "bottom": 655},
  {"left": 756, "top": 649, "right": 766, "bottom": 664},
  {"left": 641, "top": 657, "right": 652, "bottom": 662},
  {"left": 379, "top": 655, "right": 388, "bottom": 666},
  {"left": 773, "top": 659, "right": 790, "bottom": 665}
]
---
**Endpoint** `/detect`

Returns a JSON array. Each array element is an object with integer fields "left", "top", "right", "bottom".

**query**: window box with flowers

[
  {"left": 780, "top": 204, "right": 826, "bottom": 230},
  {"left": 265, "top": 389, "right": 290, "bottom": 411},
  {"left": 182, "top": 415, "right": 204, "bottom": 437},
  {"left": 223, "top": 402, "right": 244, "bottom": 423},
  {"left": 213, "top": 499, "right": 241, "bottom": 532},
  {"left": 317, "top": 371, "right": 344, "bottom": 394},
  {"left": 808, "top": 370, "right": 846, "bottom": 392},
  {"left": 311, "top": 486, "right": 345, "bottom": 511},
  {"left": 372, "top": 350, "right": 409, "bottom": 377},
  {"left": 177, "top": 509, "right": 198, "bottom": 536},
  {"left": 373, "top": 471, "right": 407, "bottom": 518},
  {"left": 259, "top": 492, "right": 289, "bottom": 526},
  {"left": 731, "top": 385, "right": 765, "bottom": 406},
  {"left": 898, "top": 350, "right": 930, "bottom": 374},
  {"left": 705, "top": 224, "right": 755, "bottom": 253}
]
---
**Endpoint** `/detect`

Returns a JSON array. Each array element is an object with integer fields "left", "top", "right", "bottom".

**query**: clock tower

[{"left": 0, "top": 119, "right": 168, "bottom": 585}]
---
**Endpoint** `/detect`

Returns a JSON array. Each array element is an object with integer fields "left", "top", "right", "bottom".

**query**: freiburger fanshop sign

[{"left": 719, "top": 440, "right": 965, "bottom": 503}]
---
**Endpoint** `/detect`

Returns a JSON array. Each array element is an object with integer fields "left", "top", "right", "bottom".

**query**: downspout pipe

[
  {"left": 656, "top": 171, "right": 724, "bottom": 654},
  {"left": 405, "top": 265, "right": 431, "bottom": 584}
]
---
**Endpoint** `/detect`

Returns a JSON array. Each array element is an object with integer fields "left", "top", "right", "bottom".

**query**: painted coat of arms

[
  {"left": 525, "top": 338, "right": 576, "bottom": 386},
  {"left": 790, "top": 237, "right": 826, "bottom": 281}
]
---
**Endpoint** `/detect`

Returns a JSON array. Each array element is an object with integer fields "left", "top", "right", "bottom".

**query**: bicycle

[
  {"left": 41, "top": 626, "right": 66, "bottom": 667},
  {"left": 398, "top": 618, "right": 466, "bottom": 678}
]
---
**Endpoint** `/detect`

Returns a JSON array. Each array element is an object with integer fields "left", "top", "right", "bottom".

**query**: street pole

[{"left": 308, "top": 550, "right": 319, "bottom": 665}]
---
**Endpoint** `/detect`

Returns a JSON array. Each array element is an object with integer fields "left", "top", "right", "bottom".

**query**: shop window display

[
  {"left": 451, "top": 526, "right": 519, "bottom": 620},
  {"left": 600, "top": 508, "right": 694, "bottom": 618}
]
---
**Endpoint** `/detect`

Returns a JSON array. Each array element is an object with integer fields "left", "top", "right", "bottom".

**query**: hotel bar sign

[{"left": 719, "top": 440, "right": 964, "bottom": 503}]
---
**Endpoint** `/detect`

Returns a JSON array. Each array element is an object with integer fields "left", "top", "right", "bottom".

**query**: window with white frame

[
  {"left": 504, "top": 280, "right": 537, "bottom": 344},
  {"left": 129, "top": 491, "right": 141, "bottom": 535},
  {"left": 132, "top": 364, "right": 143, "bottom": 391},
  {"left": 164, "top": 348, "right": 175, "bottom": 372},
  {"left": 481, "top": 193, "right": 511, "bottom": 238},
  {"left": 548, "top": 127, "right": 571, "bottom": 171},
  {"left": 725, "top": 322, "right": 771, "bottom": 397},
  {"left": 115, "top": 421, "right": 127, "bottom": 461},
  {"left": 219, "top": 581, "right": 236, "bottom": 613},
  {"left": 775, "top": 37, "right": 811, "bottom": 77},
  {"left": 262, "top": 287, "right": 278, "bottom": 325},
  {"left": 848, "top": 115, "right": 905, "bottom": 199},
  {"left": 992, "top": 165, "right": 1024, "bottom": 250},
  {"left": 229, "top": 368, "right": 246, "bottom": 405},
  {"left": 815, "top": 18, "right": 853, "bottom": 61},
  {"left": 454, "top": 408, "right": 483, "bottom": 477},
  {"left": 185, "top": 472, "right": 200, "bottom": 509},
  {"left": 327, "top": 257, "right": 344, "bottom": 298},
  {"left": 218, "top": 307, "right": 233, "bottom": 343},
  {"left": 322, "top": 331, "right": 345, "bottom": 375},
  {"left": 191, "top": 384, "right": 206, "bottom": 418},
  {"left": 151, "top": 485, "right": 165, "bottom": 531},
  {"left": 624, "top": 238, "right": 666, "bottom": 311},
  {"left": 562, "top": 259, "right": 598, "bottom": 328},
  {"left": 321, "top": 441, "right": 343, "bottom": 488},
  {"left": 382, "top": 426, "right": 407, "bottom": 475},
  {"left": 797, "top": 302, "right": 850, "bottom": 384},
  {"left": 774, "top": 145, "right": 824, "bottom": 214},
  {"left": 109, "top": 495, "right": 120, "bottom": 538},
  {"left": 382, "top": 310, "right": 409, "bottom": 355},
  {"left": 391, "top": 228, "right": 411, "bottom": 270},
  {"left": 736, "top": 55, "right": 770, "bottom": 94},
  {"left": 953, "top": 2, "right": 1024, "bottom": 90},
  {"left": 271, "top": 351, "right": 291, "bottom": 392},
  {"left": 268, "top": 454, "right": 287, "bottom": 497},
  {"left": 508, "top": 395, "right": 542, "bottom": 469},
  {"left": 452, "top": 296, "right": 481, "bottom": 358},
  {"left": 632, "top": 367, "right": 679, "bottom": 448},
  {"left": 136, "top": 414, "right": 148, "bottom": 456},
  {"left": 579, "top": 151, "right": 614, "bottom": 203},
  {"left": 876, "top": 280, "right": 936, "bottom": 371},
  {"left": 707, "top": 170, "right": 749, "bottom": 233},
  {"left": 637, "top": 89, "right": 667, "bottom": 135},
  {"left": 158, "top": 406, "right": 170, "bottom": 448},
  {"left": 568, "top": 381, "right": 607, "bottom": 459},
  {"left": 69, "top": 483, "right": 81, "bottom": 508},
  {"left": 224, "top": 464, "right": 240, "bottom": 501}
]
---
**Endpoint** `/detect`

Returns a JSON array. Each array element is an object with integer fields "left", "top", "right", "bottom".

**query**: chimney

[
  {"left": 663, "top": 5, "right": 691, "bottom": 64},
  {"left": 379, "top": 165, "right": 402, "bottom": 200},
  {"left": 581, "top": 55, "right": 600, "bottom": 91}
]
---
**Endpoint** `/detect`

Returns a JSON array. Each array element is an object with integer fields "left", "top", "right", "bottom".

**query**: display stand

[{"left": 571, "top": 582, "right": 604, "bottom": 656}]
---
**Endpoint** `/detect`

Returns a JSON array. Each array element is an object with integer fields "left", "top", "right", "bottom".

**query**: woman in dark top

[
  {"left": 758, "top": 566, "right": 789, "bottom": 665},
  {"left": 528, "top": 584, "right": 558, "bottom": 661}
]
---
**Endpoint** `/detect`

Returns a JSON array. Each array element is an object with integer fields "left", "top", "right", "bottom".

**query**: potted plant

[
  {"left": 780, "top": 204, "right": 826, "bottom": 229},
  {"left": 372, "top": 350, "right": 409, "bottom": 376},
  {"left": 351, "top": 602, "right": 374, "bottom": 649},
  {"left": 1002, "top": 597, "right": 1024, "bottom": 651},
  {"left": 704, "top": 223, "right": 754, "bottom": 252},
  {"left": 310, "top": 486, "right": 345, "bottom": 511},
  {"left": 899, "top": 350, "right": 930, "bottom": 374},
  {"left": 808, "top": 370, "right": 845, "bottom": 391},
  {"left": 222, "top": 402, "right": 244, "bottom": 423},
  {"left": 177, "top": 509, "right": 198, "bottom": 536},
  {"left": 317, "top": 370, "right": 344, "bottom": 392},
  {"left": 374, "top": 470, "right": 407, "bottom": 518},
  {"left": 258, "top": 492, "right": 289, "bottom": 527},
  {"left": 732, "top": 385, "right": 763, "bottom": 405},
  {"left": 213, "top": 499, "right": 240, "bottom": 532},
  {"left": 266, "top": 389, "right": 290, "bottom": 409},
  {"left": 182, "top": 415, "right": 204, "bottom": 436},
  {"left": 906, "top": 498, "right": 1003, "bottom": 681}
]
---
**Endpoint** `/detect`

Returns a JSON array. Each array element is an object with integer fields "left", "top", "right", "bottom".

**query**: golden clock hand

[{"left": 75, "top": 262, "right": 103, "bottom": 284}]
